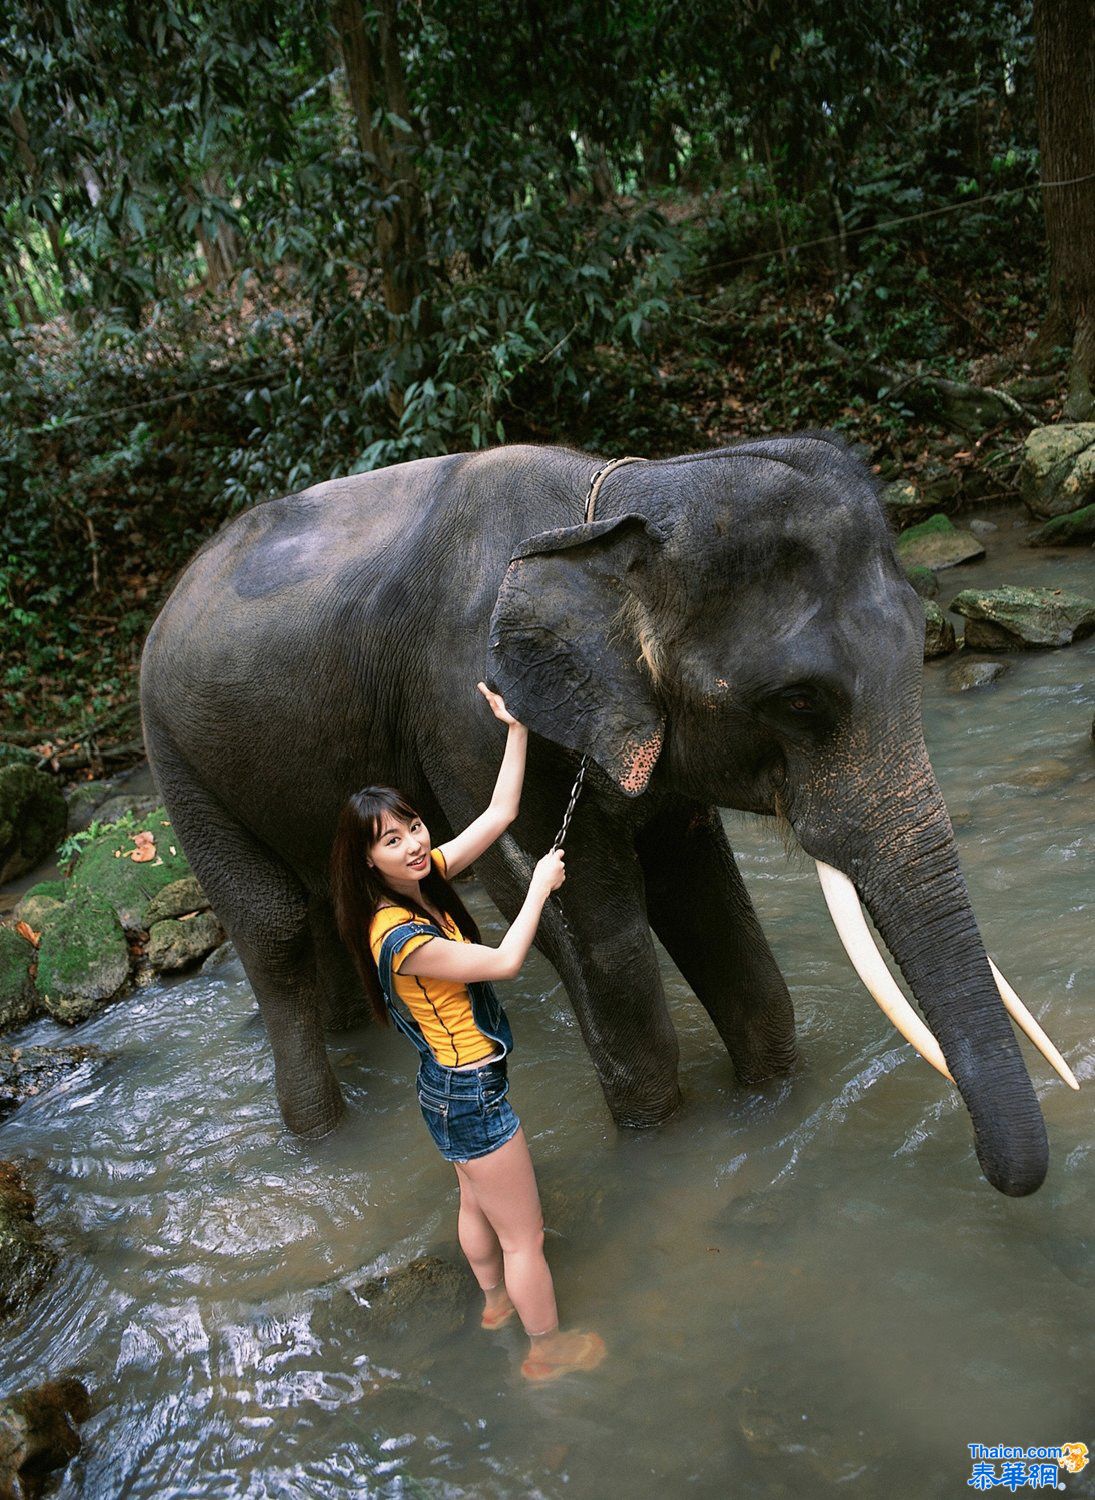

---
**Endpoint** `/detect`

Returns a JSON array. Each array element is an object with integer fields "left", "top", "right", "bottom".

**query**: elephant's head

[{"left": 488, "top": 434, "right": 1069, "bottom": 1197}]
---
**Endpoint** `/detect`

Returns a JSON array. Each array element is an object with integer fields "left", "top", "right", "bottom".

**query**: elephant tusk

[
  {"left": 987, "top": 959, "right": 1079, "bottom": 1090},
  {"left": 814, "top": 860, "right": 954, "bottom": 1084}
]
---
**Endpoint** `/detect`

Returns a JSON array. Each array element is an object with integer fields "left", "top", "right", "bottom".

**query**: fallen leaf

[
  {"left": 130, "top": 846, "right": 157, "bottom": 863},
  {"left": 169, "top": 846, "right": 176, "bottom": 856},
  {"left": 113, "top": 850, "right": 122, "bottom": 858},
  {"left": 15, "top": 921, "right": 40, "bottom": 947},
  {"left": 131, "top": 831, "right": 155, "bottom": 847},
  {"left": 150, "top": 857, "right": 163, "bottom": 866}
]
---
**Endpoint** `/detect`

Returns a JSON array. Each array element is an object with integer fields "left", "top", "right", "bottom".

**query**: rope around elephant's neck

[{"left": 549, "top": 455, "right": 647, "bottom": 851}]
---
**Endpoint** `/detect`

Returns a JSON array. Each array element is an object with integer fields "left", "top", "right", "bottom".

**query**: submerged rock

[
  {"left": 34, "top": 898, "right": 130, "bottom": 1024},
  {"left": 0, "top": 768, "right": 67, "bottom": 886},
  {"left": 312, "top": 1255, "right": 472, "bottom": 1363},
  {"left": 0, "top": 1162, "right": 55, "bottom": 1320},
  {"left": 950, "top": 585, "right": 1095, "bottom": 649},
  {"left": 0, "top": 1375, "right": 90, "bottom": 1499},
  {"left": 1028, "top": 502, "right": 1095, "bottom": 546},
  {"left": 896, "top": 514, "right": 985, "bottom": 571},
  {"left": 1020, "top": 424, "right": 1095, "bottom": 518},
  {"left": 0, "top": 1044, "right": 106, "bottom": 1121},
  {"left": 147, "top": 911, "right": 225, "bottom": 973},
  {"left": 947, "top": 659, "right": 1008, "bottom": 691},
  {"left": 923, "top": 601, "right": 957, "bottom": 658}
]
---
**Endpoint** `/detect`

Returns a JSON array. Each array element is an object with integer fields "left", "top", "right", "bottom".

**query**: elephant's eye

[{"left": 781, "top": 687, "right": 818, "bottom": 714}]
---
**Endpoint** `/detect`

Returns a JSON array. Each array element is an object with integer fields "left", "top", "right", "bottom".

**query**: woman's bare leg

[
  {"left": 454, "top": 1170, "right": 515, "bottom": 1327},
  {"left": 455, "top": 1129, "right": 605, "bottom": 1379}
]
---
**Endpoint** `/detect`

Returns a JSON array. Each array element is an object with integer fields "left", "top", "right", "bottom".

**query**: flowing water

[{"left": 3, "top": 515, "right": 1093, "bottom": 1499}]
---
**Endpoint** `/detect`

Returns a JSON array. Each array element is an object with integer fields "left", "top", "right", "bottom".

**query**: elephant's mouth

[{"left": 813, "top": 858, "right": 1078, "bottom": 1091}]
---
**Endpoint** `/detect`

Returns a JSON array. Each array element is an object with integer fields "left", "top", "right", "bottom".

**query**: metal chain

[{"left": 552, "top": 757, "right": 587, "bottom": 850}]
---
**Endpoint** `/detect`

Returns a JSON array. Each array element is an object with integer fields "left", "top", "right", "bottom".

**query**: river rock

[
  {"left": 904, "top": 564, "right": 939, "bottom": 599},
  {"left": 895, "top": 514, "right": 985, "bottom": 571},
  {"left": 92, "top": 793, "right": 160, "bottom": 826},
  {"left": 314, "top": 1256, "right": 471, "bottom": 1357},
  {"left": 0, "top": 767, "right": 67, "bottom": 886},
  {"left": 968, "top": 518, "right": 998, "bottom": 536},
  {"left": 947, "top": 658, "right": 1008, "bottom": 691},
  {"left": 880, "top": 480, "right": 934, "bottom": 530},
  {"left": 145, "top": 876, "right": 210, "bottom": 924},
  {"left": 950, "top": 586, "right": 1095, "bottom": 649},
  {"left": 1028, "top": 502, "right": 1095, "bottom": 546},
  {"left": 923, "top": 601, "right": 957, "bottom": 658},
  {"left": 34, "top": 898, "right": 130, "bottom": 1024},
  {"left": 63, "top": 779, "right": 114, "bottom": 835},
  {"left": 0, "top": 1375, "right": 90, "bottom": 1498},
  {"left": 11, "top": 882, "right": 67, "bottom": 931},
  {"left": 147, "top": 911, "right": 225, "bottom": 973},
  {"left": 0, "top": 1162, "right": 56, "bottom": 1320},
  {"left": 1020, "top": 424, "right": 1095, "bottom": 518},
  {"left": 0, "top": 1045, "right": 105, "bottom": 1120},
  {"left": 0, "top": 929, "right": 36, "bottom": 1032},
  {"left": 69, "top": 808, "right": 190, "bottom": 932}
]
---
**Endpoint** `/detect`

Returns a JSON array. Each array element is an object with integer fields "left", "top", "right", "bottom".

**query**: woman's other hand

[
  {"left": 531, "top": 848, "right": 566, "bottom": 898},
  {"left": 477, "top": 681, "right": 521, "bottom": 727}
]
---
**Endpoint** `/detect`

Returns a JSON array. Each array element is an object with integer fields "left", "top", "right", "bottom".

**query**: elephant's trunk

[{"left": 795, "top": 740, "right": 1049, "bottom": 1197}]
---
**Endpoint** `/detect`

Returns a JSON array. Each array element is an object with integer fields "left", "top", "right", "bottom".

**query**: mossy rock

[
  {"left": 145, "top": 875, "right": 210, "bottom": 924},
  {"left": 895, "top": 514, "right": 985, "bottom": 572},
  {"left": 147, "top": 911, "right": 225, "bottom": 973},
  {"left": 0, "top": 767, "right": 67, "bottom": 885},
  {"left": 904, "top": 563, "right": 939, "bottom": 599},
  {"left": 1020, "top": 424, "right": 1095, "bottom": 518},
  {"left": 881, "top": 480, "right": 935, "bottom": 531},
  {"left": 923, "top": 600, "right": 956, "bottom": 659},
  {"left": 1028, "top": 502, "right": 1095, "bottom": 546},
  {"left": 69, "top": 807, "right": 191, "bottom": 933},
  {"left": 0, "top": 929, "right": 36, "bottom": 1032},
  {"left": 35, "top": 897, "right": 130, "bottom": 1024},
  {"left": 12, "top": 882, "right": 67, "bottom": 931},
  {"left": 949, "top": 585, "right": 1095, "bottom": 649}
]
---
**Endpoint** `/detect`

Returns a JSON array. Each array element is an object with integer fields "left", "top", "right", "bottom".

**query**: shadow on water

[{"left": 2, "top": 518, "right": 1093, "bottom": 1498}]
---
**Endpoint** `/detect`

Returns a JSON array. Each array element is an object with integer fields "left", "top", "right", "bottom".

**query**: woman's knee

[{"left": 500, "top": 1221, "right": 545, "bottom": 1259}]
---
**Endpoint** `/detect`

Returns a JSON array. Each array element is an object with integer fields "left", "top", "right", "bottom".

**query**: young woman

[{"left": 330, "top": 683, "right": 605, "bottom": 1383}]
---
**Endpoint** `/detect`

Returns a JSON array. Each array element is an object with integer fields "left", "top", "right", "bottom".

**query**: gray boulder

[
  {"left": 896, "top": 514, "right": 985, "bottom": 572},
  {"left": 950, "top": 586, "right": 1095, "bottom": 649},
  {"left": 0, "top": 767, "right": 67, "bottom": 885},
  {"left": 35, "top": 897, "right": 130, "bottom": 1024},
  {"left": 923, "top": 601, "right": 957, "bottom": 658},
  {"left": 948, "top": 659, "right": 1009, "bottom": 691},
  {"left": 63, "top": 779, "right": 114, "bottom": 835},
  {"left": 1028, "top": 502, "right": 1095, "bottom": 546},
  {"left": 145, "top": 875, "right": 210, "bottom": 924},
  {"left": 147, "top": 911, "right": 225, "bottom": 973},
  {"left": 880, "top": 480, "right": 935, "bottom": 531},
  {"left": 1020, "top": 424, "right": 1095, "bottom": 518}
]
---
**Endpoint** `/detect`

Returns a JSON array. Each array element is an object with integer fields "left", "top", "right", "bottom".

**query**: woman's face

[{"left": 368, "top": 811, "right": 430, "bottom": 893}]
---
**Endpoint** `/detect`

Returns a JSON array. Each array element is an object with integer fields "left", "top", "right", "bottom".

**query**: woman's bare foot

[
  {"left": 521, "top": 1328, "right": 606, "bottom": 1383},
  {"left": 481, "top": 1285, "right": 516, "bottom": 1330}
]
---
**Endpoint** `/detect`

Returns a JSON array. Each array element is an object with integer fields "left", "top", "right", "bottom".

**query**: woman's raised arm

[{"left": 436, "top": 684, "right": 528, "bottom": 878}]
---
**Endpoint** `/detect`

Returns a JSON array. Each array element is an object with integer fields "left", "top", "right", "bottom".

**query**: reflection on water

[{"left": 2, "top": 520, "right": 1093, "bottom": 1498}]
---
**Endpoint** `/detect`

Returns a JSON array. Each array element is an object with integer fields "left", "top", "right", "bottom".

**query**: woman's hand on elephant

[
  {"left": 531, "top": 848, "right": 566, "bottom": 898},
  {"left": 477, "top": 681, "right": 522, "bottom": 727}
]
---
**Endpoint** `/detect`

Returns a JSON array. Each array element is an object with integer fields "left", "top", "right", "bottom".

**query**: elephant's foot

[
  {"left": 726, "top": 1028, "right": 798, "bottom": 1087},
  {"left": 603, "top": 1080, "right": 683, "bottom": 1130},
  {"left": 276, "top": 1066, "right": 346, "bottom": 1138}
]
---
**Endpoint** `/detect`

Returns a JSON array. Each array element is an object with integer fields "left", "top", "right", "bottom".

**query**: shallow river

[{"left": 3, "top": 515, "right": 1093, "bottom": 1499}]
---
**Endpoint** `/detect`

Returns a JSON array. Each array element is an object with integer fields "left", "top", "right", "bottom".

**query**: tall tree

[{"left": 1032, "top": 0, "right": 1095, "bottom": 418}]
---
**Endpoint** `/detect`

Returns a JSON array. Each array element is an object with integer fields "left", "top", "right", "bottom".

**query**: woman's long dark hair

[{"left": 330, "top": 786, "right": 481, "bottom": 1024}]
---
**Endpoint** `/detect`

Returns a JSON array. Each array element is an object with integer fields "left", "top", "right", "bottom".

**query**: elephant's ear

[{"left": 488, "top": 513, "right": 666, "bottom": 797}]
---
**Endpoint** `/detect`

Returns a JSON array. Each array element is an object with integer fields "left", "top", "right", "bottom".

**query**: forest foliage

[{"left": 0, "top": 0, "right": 1070, "bottom": 738}]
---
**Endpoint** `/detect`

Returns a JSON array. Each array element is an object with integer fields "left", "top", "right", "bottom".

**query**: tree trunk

[
  {"left": 332, "top": 0, "right": 427, "bottom": 323},
  {"left": 1031, "top": 0, "right": 1095, "bottom": 418},
  {"left": 195, "top": 171, "right": 241, "bottom": 288}
]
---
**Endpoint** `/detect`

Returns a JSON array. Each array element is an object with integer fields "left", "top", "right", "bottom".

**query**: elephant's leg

[
  {"left": 469, "top": 806, "right": 682, "bottom": 1129},
  {"left": 308, "top": 897, "right": 371, "bottom": 1032},
  {"left": 636, "top": 800, "right": 797, "bottom": 1084},
  {"left": 147, "top": 745, "right": 344, "bottom": 1136}
]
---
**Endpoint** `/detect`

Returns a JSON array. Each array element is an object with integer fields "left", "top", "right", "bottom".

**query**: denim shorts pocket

[
  {"left": 481, "top": 1074, "right": 510, "bottom": 1112},
  {"left": 416, "top": 1085, "right": 450, "bottom": 1152}
]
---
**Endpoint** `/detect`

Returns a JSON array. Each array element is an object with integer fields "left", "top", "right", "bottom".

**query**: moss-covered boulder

[
  {"left": 950, "top": 585, "right": 1095, "bottom": 649},
  {"left": 69, "top": 807, "right": 191, "bottom": 932},
  {"left": 0, "top": 1162, "right": 56, "bottom": 1319},
  {"left": 1028, "top": 502, "right": 1095, "bottom": 546},
  {"left": 0, "top": 766, "right": 67, "bottom": 885},
  {"left": 904, "top": 563, "right": 939, "bottom": 599},
  {"left": 147, "top": 911, "right": 225, "bottom": 973},
  {"left": 0, "top": 929, "right": 36, "bottom": 1031},
  {"left": 12, "top": 881, "right": 67, "bottom": 931},
  {"left": 145, "top": 875, "right": 209, "bottom": 924},
  {"left": 881, "top": 480, "right": 935, "bottom": 531},
  {"left": 923, "top": 601, "right": 957, "bottom": 659},
  {"left": 896, "top": 514, "right": 985, "bottom": 571},
  {"left": 35, "top": 898, "right": 130, "bottom": 1023},
  {"left": 1020, "top": 424, "right": 1095, "bottom": 518}
]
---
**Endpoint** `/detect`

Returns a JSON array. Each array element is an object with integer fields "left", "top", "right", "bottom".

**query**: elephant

[{"left": 139, "top": 434, "right": 1069, "bottom": 1198}]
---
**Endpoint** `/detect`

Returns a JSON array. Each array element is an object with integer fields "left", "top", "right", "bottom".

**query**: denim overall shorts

[{"left": 378, "top": 919, "right": 520, "bottom": 1163}]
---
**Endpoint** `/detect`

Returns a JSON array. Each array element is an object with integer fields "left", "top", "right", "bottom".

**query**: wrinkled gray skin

[{"left": 140, "top": 436, "right": 1048, "bottom": 1197}]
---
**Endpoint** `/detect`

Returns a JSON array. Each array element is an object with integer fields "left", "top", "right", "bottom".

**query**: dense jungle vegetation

[{"left": 1, "top": 0, "right": 1092, "bottom": 767}]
